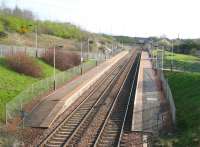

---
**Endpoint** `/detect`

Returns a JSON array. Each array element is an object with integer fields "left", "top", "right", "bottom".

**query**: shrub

[
  {"left": 41, "top": 49, "right": 80, "bottom": 71},
  {"left": 5, "top": 52, "right": 42, "bottom": 77}
]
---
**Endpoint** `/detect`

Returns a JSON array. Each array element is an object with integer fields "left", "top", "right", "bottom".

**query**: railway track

[
  {"left": 93, "top": 53, "right": 140, "bottom": 147},
  {"left": 64, "top": 52, "right": 138, "bottom": 146},
  {"left": 38, "top": 51, "right": 135, "bottom": 147},
  {"left": 119, "top": 54, "right": 141, "bottom": 147}
]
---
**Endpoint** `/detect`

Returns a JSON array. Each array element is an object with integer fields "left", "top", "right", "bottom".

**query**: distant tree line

[{"left": 173, "top": 39, "right": 200, "bottom": 55}]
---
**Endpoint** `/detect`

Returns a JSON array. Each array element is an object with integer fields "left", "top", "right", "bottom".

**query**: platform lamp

[
  {"left": 87, "top": 38, "right": 90, "bottom": 60},
  {"left": 28, "top": 23, "right": 38, "bottom": 57},
  {"left": 80, "top": 41, "right": 84, "bottom": 75},
  {"left": 53, "top": 45, "right": 63, "bottom": 90}
]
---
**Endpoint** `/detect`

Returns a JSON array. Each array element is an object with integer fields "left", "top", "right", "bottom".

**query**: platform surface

[
  {"left": 24, "top": 51, "right": 128, "bottom": 128},
  {"left": 132, "top": 51, "right": 162, "bottom": 133}
]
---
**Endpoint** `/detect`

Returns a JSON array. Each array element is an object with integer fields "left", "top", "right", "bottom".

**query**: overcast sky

[{"left": 1, "top": 0, "right": 200, "bottom": 39}]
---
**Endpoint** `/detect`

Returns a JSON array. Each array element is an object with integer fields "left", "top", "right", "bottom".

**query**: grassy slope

[
  {"left": 0, "top": 58, "right": 95, "bottom": 121},
  {"left": 165, "top": 51, "right": 200, "bottom": 62},
  {"left": 153, "top": 50, "right": 200, "bottom": 72},
  {"left": 161, "top": 72, "right": 200, "bottom": 147},
  {"left": 166, "top": 52, "right": 200, "bottom": 72},
  {"left": 0, "top": 58, "right": 58, "bottom": 120},
  {"left": 157, "top": 53, "right": 200, "bottom": 146}
]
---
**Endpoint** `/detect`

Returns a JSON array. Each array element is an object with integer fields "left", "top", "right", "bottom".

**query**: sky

[{"left": 1, "top": 0, "right": 200, "bottom": 39}]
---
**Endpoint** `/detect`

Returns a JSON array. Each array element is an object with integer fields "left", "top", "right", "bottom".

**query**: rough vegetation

[
  {"left": 155, "top": 53, "right": 200, "bottom": 147},
  {"left": 157, "top": 72, "right": 200, "bottom": 147},
  {"left": 41, "top": 49, "right": 80, "bottom": 71},
  {"left": 0, "top": 57, "right": 58, "bottom": 121},
  {"left": 0, "top": 6, "right": 86, "bottom": 40},
  {"left": 5, "top": 53, "right": 42, "bottom": 77},
  {"left": 0, "top": 5, "right": 116, "bottom": 51}
]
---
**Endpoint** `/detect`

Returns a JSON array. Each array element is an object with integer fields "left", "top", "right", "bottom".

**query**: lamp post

[
  {"left": 87, "top": 38, "right": 90, "bottom": 60},
  {"left": 35, "top": 24, "right": 38, "bottom": 56},
  {"left": 53, "top": 45, "right": 63, "bottom": 90},
  {"left": 28, "top": 23, "right": 38, "bottom": 57},
  {"left": 53, "top": 45, "right": 56, "bottom": 90},
  {"left": 81, "top": 41, "right": 83, "bottom": 75}
]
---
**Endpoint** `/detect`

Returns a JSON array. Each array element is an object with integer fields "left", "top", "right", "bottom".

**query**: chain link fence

[
  {"left": 0, "top": 44, "right": 46, "bottom": 57},
  {"left": 4, "top": 59, "right": 102, "bottom": 124},
  {"left": 150, "top": 50, "right": 176, "bottom": 126},
  {"left": 0, "top": 44, "right": 113, "bottom": 59},
  {"left": 158, "top": 70, "right": 176, "bottom": 126},
  {"left": 151, "top": 49, "right": 200, "bottom": 73},
  {"left": 0, "top": 42, "right": 123, "bottom": 124}
]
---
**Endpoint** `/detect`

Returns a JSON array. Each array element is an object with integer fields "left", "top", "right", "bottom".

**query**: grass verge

[
  {"left": 156, "top": 71, "right": 200, "bottom": 147},
  {"left": 0, "top": 57, "right": 59, "bottom": 122}
]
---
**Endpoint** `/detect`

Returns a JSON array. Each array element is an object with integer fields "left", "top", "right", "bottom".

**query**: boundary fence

[
  {"left": 4, "top": 59, "right": 103, "bottom": 124},
  {"left": 158, "top": 70, "right": 176, "bottom": 125},
  {"left": 0, "top": 42, "right": 123, "bottom": 124},
  {"left": 151, "top": 50, "right": 176, "bottom": 126},
  {"left": 0, "top": 44, "right": 46, "bottom": 57},
  {"left": 0, "top": 44, "right": 111, "bottom": 60},
  {"left": 150, "top": 49, "right": 200, "bottom": 73}
]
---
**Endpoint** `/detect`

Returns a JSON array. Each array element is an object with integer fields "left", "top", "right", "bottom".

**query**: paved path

[
  {"left": 24, "top": 51, "right": 128, "bottom": 128},
  {"left": 132, "top": 51, "right": 162, "bottom": 133}
]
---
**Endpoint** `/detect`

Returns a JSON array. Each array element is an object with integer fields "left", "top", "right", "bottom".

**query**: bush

[
  {"left": 5, "top": 52, "right": 42, "bottom": 77},
  {"left": 41, "top": 49, "right": 80, "bottom": 71}
]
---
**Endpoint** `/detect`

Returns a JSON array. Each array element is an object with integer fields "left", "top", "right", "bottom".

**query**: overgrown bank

[{"left": 156, "top": 71, "right": 200, "bottom": 147}]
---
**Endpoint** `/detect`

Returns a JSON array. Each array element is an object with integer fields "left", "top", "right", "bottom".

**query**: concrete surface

[{"left": 132, "top": 51, "right": 161, "bottom": 133}]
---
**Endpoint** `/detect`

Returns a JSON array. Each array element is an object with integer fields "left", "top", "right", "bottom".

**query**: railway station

[
  {"left": 1, "top": 0, "right": 199, "bottom": 146},
  {"left": 17, "top": 49, "right": 173, "bottom": 147}
]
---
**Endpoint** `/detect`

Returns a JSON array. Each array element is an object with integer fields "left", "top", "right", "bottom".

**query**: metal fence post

[
  {"left": 62, "top": 72, "right": 65, "bottom": 84},
  {"left": 31, "top": 84, "right": 33, "bottom": 96},
  {"left": 5, "top": 103, "right": 7, "bottom": 125}
]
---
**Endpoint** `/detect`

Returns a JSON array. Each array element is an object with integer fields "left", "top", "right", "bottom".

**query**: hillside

[
  {"left": 155, "top": 53, "right": 200, "bottom": 147},
  {"left": 164, "top": 51, "right": 200, "bottom": 72},
  {"left": 0, "top": 57, "right": 60, "bottom": 121},
  {"left": 158, "top": 72, "right": 200, "bottom": 147},
  {"left": 0, "top": 32, "right": 79, "bottom": 51},
  {"left": 0, "top": 7, "right": 118, "bottom": 52}
]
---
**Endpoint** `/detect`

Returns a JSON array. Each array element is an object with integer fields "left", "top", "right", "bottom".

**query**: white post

[{"left": 53, "top": 46, "right": 56, "bottom": 90}]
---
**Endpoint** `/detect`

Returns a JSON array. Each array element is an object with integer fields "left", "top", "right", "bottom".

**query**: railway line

[
  {"left": 38, "top": 50, "right": 140, "bottom": 147},
  {"left": 93, "top": 54, "right": 140, "bottom": 147}
]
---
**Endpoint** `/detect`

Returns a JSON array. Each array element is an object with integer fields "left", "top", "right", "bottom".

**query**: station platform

[
  {"left": 24, "top": 51, "right": 128, "bottom": 128},
  {"left": 132, "top": 51, "right": 163, "bottom": 133}
]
